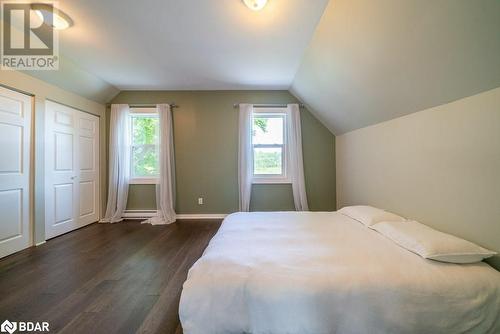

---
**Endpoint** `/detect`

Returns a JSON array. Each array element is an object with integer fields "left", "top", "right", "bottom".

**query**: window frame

[
  {"left": 129, "top": 107, "right": 160, "bottom": 185},
  {"left": 251, "top": 108, "right": 291, "bottom": 184}
]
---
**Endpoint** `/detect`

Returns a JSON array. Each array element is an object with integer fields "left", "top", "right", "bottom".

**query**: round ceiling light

[
  {"left": 243, "top": 0, "right": 268, "bottom": 11},
  {"left": 32, "top": 4, "right": 73, "bottom": 30}
]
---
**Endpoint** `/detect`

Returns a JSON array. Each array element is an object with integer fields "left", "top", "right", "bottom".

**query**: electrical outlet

[{"left": 198, "top": 197, "right": 204, "bottom": 205}]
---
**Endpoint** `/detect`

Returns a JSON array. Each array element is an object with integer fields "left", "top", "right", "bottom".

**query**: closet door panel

[
  {"left": 78, "top": 111, "right": 99, "bottom": 225},
  {"left": 45, "top": 101, "right": 99, "bottom": 238},
  {"left": 0, "top": 86, "right": 32, "bottom": 258},
  {"left": 45, "top": 101, "right": 78, "bottom": 239}
]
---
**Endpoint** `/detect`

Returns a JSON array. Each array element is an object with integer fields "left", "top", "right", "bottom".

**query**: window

[
  {"left": 252, "top": 109, "right": 290, "bottom": 183},
  {"left": 130, "top": 108, "right": 159, "bottom": 184}
]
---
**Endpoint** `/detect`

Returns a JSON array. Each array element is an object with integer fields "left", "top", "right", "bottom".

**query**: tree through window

[
  {"left": 252, "top": 109, "right": 289, "bottom": 183},
  {"left": 130, "top": 108, "right": 159, "bottom": 183}
]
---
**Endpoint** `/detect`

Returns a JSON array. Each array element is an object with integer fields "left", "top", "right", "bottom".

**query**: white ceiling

[
  {"left": 21, "top": 0, "right": 500, "bottom": 134},
  {"left": 52, "top": 0, "right": 329, "bottom": 91},
  {"left": 291, "top": 0, "right": 500, "bottom": 134}
]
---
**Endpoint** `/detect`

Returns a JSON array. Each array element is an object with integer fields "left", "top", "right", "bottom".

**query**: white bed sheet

[{"left": 179, "top": 212, "right": 500, "bottom": 334}]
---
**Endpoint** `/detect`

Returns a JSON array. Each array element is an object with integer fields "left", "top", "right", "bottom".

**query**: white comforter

[{"left": 179, "top": 212, "right": 500, "bottom": 334}]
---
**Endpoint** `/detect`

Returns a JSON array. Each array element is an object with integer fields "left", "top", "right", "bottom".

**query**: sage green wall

[{"left": 109, "top": 91, "right": 336, "bottom": 213}]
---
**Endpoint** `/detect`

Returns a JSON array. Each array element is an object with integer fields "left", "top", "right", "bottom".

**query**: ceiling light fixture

[
  {"left": 243, "top": 0, "right": 268, "bottom": 11},
  {"left": 32, "top": 4, "right": 73, "bottom": 30}
]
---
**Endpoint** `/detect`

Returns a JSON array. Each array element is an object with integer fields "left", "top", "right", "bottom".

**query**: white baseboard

[
  {"left": 35, "top": 241, "right": 46, "bottom": 246},
  {"left": 122, "top": 210, "right": 156, "bottom": 219},
  {"left": 122, "top": 210, "right": 227, "bottom": 220},
  {"left": 176, "top": 214, "right": 227, "bottom": 220}
]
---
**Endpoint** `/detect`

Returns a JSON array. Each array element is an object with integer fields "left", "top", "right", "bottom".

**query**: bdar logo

[{"left": 0, "top": 320, "right": 16, "bottom": 334}]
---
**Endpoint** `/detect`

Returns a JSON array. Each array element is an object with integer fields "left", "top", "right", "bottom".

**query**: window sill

[
  {"left": 129, "top": 178, "right": 159, "bottom": 185},
  {"left": 252, "top": 177, "right": 291, "bottom": 184}
]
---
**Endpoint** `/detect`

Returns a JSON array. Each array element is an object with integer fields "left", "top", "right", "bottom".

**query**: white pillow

[
  {"left": 338, "top": 205, "right": 405, "bottom": 226},
  {"left": 372, "top": 220, "right": 496, "bottom": 264}
]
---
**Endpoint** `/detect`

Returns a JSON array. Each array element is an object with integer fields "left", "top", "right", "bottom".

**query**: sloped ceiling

[
  {"left": 24, "top": 56, "right": 120, "bottom": 103},
  {"left": 8, "top": 0, "right": 500, "bottom": 121},
  {"left": 291, "top": 0, "right": 500, "bottom": 134},
  {"left": 0, "top": 17, "right": 120, "bottom": 104},
  {"left": 52, "top": 0, "right": 329, "bottom": 91}
]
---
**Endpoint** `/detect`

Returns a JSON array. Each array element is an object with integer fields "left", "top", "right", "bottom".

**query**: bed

[{"left": 179, "top": 212, "right": 500, "bottom": 334}]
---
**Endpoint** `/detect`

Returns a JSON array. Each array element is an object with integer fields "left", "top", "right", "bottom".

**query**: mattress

[{"left": 180, "top": 212, "right": 500, "bottom": 334}]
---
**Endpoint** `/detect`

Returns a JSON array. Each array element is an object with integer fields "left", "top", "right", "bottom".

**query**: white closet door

[
  {"left": 0, "top": 86, "right": 32, "bottom": 258},
  {"left": 77, "top": 111, "right": 100, "bottom": 226},
  {"left": 45, "top": 101, "right": 99, "bottom": 239}
]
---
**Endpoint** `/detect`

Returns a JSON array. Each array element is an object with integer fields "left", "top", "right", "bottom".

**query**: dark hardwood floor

[{"left": 0, "top": 220, "right": 221, "bottom": 334}]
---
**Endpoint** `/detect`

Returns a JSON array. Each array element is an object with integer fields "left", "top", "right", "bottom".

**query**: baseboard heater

[{"left": 123, "top": 210, "right": 227, "bottom": 220}]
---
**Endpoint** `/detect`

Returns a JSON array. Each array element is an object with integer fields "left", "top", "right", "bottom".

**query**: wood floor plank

[
  {"left": 136, "top": 230, "right": 216, "bottom": 334},
  {"left": 0, "top": 220, "right": 221, "bottom": 334}
]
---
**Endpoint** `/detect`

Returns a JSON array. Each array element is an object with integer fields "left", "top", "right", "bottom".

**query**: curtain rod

[
  {"left": 233, "top": 103, "right": 305, "bottom": 109},
  {"left": 106, "top": 103, "right": 179, "bottom": 109}
]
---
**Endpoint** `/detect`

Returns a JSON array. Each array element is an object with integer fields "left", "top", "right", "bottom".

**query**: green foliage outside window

[
  {"left": 254, "top": 149, "right": 282, "bottom": 174},
  {"left": 132, "top": 116, "right": 159, "bottom": 177},
  {"left": 254, "top": 117, "right": 268, "bottom": 133},
  {"left": 253, "top": 116, "right": 282, "bottom": 175}
]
